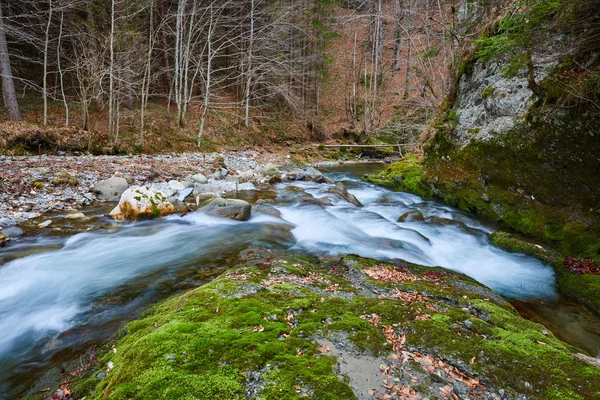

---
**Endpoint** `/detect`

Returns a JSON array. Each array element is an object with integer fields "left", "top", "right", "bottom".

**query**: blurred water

[{"left": 0, "top": 164, "right": 561, "bottom": 397}]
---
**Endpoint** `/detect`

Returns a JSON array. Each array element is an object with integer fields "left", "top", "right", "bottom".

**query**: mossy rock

[
  {"left": 66, "top": 250, "right": 600, "bottom": 400},
  {"left": 364, "top": 154, "right": 430, "bottom": 197}
]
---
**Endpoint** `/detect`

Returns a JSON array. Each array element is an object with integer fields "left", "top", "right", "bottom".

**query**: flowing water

[{"left": 1, "top": 163, "right": 598, "bottom": 397}]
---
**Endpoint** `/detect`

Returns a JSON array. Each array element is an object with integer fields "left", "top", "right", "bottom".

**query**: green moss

[
  {"left": 32, "top": 180, "right": 44, "bottom": 189},
  {"left": 481, "top": 85, "right": 496, "bottom": 99},
  {"left": 364, "top": 154, "right": 430, "bottom": 197},
  {"left": 68, "top": 253, "right": 600, "bottom": 400}
]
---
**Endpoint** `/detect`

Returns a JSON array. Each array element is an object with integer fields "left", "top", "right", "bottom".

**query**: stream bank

[{"left": 2, "top": 163, "right": 598, "bottom": 400}]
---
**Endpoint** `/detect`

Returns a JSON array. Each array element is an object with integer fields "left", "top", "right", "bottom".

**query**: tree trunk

[{"left": 0, "top": 5, "right": 20, "bottom": 121}]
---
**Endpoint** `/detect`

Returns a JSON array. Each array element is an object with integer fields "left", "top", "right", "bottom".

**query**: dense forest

[{"left": 0, "top": 0, "right": 463, "bottom": 152}]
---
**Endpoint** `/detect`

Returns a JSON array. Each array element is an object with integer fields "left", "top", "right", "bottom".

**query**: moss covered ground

[{"left": 67, "top": 249, "right": 600, "bottom": 400}]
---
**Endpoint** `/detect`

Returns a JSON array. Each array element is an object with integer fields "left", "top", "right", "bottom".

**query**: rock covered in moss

[
  {"left": 199, "top": 198, "right": 251, "bottom": 221},
  {"left": 70, "top": 251, "right": 600, "bottom": 400},
  {"left": 109, "top": 186, "right": 175, "bottom": 221}
]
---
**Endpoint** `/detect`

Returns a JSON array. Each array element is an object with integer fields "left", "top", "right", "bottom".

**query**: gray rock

[
  {"left": 97, "top": 372, "right": 106, "bottom": 380},
  {"left": 168, "top": 180, "right": 186, "bottom": 190},
  {"left": 329, "top": 183, "right": 362, "bottom": 207},
  {"left": 482, "top": 193, "right": 490, "bottom": 202},
  {"left": 0, "top": 217, "right": 16, "bottom": 228},
  {"left": 237, "top": 182, "right": 256, "bottom": 191},
  {"left": 303, "top": 166, "right": 323, "bottom": 181},
  {"left": 178, "top": 187, "right": 194, "bottom": 202},
  {"left": 38, "top": 220, "right": 52, "bottom": 228},
  {"left": 191, "top": 173, "right": 208, "bottom": 184},
  {"left": 253, "top": 204, "right": 282, "bottom": 218},
  {"left": 166, "top": 354, "right": 176, "bottom": 361},
  {"left": 92, "top": 176, "right": 129, "bottom": 201},
  {"left": 397, "top": 210, "right": 425, "bottom": 222},
  {"left": 199, "top": 198, "right": 252, "bottom": 221},
  {"left": 2, "top": 227, "right": 24, "bottom": 237},
  {"left": 220, "top": 168, "right": 229, "bottom": 177},
  {"left": 464, "top": 320, "right": 473, "bottom": 329}
]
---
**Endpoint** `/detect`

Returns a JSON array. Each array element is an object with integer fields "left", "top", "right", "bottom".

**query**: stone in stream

[
  {"left": 199, "top": 198, "right": 252, "bottom": 221},
  {"left": 65, "top": 212, "right": 86, "bottom": 219},
  {"left": 91, "top": 176, "right": 129, "bottom": 201},
  {"left": 109, "top": 186, "right": 175, "bottom": 221},
  {"left": 38, "top": 220, "right": 52, "bottom": 228},
  {"left": 329, "top": 183, "right": 362, "bottom": 207},
  {"left": 2, "top": 226, "right": 23, "bottom": 237},
  {"left": 397, "top": 210, "right": 425, "bottom": 222},
  {"left": 252, "top": 203, "right": 282, "bottom": 218}
]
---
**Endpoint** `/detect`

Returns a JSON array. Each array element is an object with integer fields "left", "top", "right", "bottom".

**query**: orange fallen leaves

[
  {"left": 363, "top": 265, "right": 417, "bottom": 283},
  {"left": 381, "top": 325, "right": 487, "bottom": 398}
]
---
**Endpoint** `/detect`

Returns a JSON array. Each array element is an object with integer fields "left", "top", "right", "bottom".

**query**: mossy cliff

[
  {"left": 366, "top": 0, "right": 600, "bottom": 308},
  {"left": 66, "top": 249, "right": 600, "bottom": 399}
]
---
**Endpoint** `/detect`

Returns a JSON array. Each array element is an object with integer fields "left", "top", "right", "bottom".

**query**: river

[{"left": 0, "top": 163, "right": 598, "bottom": 398}]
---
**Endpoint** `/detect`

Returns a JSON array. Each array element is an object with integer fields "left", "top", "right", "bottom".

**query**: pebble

[
  {"left": 65, "top": 212, "right": 86, "bottom": 219},
  {"left": 97, "top": 372, "right": 106, "bottom": 379},
  {"left": 37, "top": 220, "right": 52, "bottom": 228},
  {"left": 166, "top": 354, "right": 176, "bottom": 361},
  {"left": 464, "top": 320, "right": 473, "bottom": 329}
]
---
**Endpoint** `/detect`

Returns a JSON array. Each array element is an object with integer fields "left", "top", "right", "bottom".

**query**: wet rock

[
  {"left": 109, "top": 186, "right": 175, "bottom": 221},
  {"left": 303, "top": 166, "right": 323, "bottom": 181},
  {"left": 199, "top": 198, "right": 251, "bottom": 221},
  {"left": 65, "top": 212, "right": 86, "bottom": 219},
  {"left": 91, "top": 176, "right": 129, "bottom": 201},
  {"left": 253, "top": 204, "right": 282, "bottom": 218},
  {"left": 38, "top": 220, "right": 52, "bottom": 228},
  {"left": 191, "top": 173, "right": 208, "bottom": 184},
  {"left": 397, "top": 210, "right": 425, "bottom": 222},
  {"left": 329, "top": 183, "right": 362, "bottom": 207},
  {"left": 2, "top": 227, "right": 23, "bottom": 237}
]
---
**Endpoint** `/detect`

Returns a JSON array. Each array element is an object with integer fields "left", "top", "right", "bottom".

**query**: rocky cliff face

[{"left": 421, "top": 0, "right": 600, "bottom": 263}]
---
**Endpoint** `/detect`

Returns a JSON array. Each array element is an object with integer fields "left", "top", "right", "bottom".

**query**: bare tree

[{"left": 0, "top": 4, "right": 20, "bottom": 121}]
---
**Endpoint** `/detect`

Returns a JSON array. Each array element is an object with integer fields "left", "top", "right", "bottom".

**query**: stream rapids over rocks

[{"left": 0, "top": 163, "right": 579, "bottom": 397}]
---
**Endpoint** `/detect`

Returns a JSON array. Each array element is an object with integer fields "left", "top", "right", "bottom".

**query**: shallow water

[{"left": 1, "top": 162, "right": 597, "bottom": 397}]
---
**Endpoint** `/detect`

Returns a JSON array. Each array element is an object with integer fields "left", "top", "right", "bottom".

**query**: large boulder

[
  {"left": 109, "top": 186, "right": 175, "bottom": 221},
  {"left": 329, "top": 183, "right": 362, "bottom": 207},
  {"left": 92, "top": 176, "right": 129, "bottom": 201},
  {"left": 199, "top": 198, "right": 251, "bottom": 221}
]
